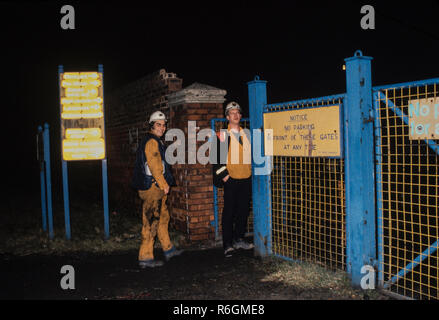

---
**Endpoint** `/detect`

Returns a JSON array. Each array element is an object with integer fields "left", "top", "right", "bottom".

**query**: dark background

[{"left": 1, "top": 0, "right": 438, "bottom": 203}]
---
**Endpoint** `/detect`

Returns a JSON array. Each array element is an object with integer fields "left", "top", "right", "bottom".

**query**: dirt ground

[
  {"left": 1, "top": 181, "right": 391, "bottom": 301},
  {"left": 0, "top": 245, "right": 392, "bottom": 300}
]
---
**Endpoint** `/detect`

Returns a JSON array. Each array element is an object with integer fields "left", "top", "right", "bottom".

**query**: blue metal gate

[
  {"left": 247, "top": 50, "right": 439, "bottom": 299},
  {"left": 263, "top": 95, "right": 346, "bottom": 271},
  {"left": 373, "top": 78, "right": 439, "bottom": 299}
]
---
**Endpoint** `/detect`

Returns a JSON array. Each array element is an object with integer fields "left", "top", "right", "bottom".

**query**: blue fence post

[
  {"left": 43, "top": 123, "right": 54, "bottom": 239},
  {"left": 59, "top": 64, "right": 71, "bottom": 240},
  {"left": 102, "top": 159, "right": 110, "bottom": 240},
  {"left": 62, "top": 161, "right": 71, "bottom": 240},
  {"left": 99, "top": 64, "right": 110, "bottom": 240},
  {"left": 344, "top": 50, "right": 377, "bottom": 287},
  {"left": 248, "top": 76, "right": 272, "bottom": 257},
  {"left": 38, "top": 126, "right": 47, "bottom": 232}
]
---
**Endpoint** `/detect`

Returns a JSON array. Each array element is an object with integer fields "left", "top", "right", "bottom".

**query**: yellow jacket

[{"left": 225, "top": 126, "right": 252, "bottom": 179}]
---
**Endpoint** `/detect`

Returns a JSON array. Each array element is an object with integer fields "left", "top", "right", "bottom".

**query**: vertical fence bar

[
  {"left": 281, "top": 158, "right": 287, "bottom": 239},
  {"left": 99, "top": 64, "right": 110, "bottom": 240},
  {"left": 344, "top": 50, "right": 377, "bottom": 286},
  {"left": 248, "top": 76, "right": 272, "bottom": 257},
  {"left": 211, "top": 118, "right": 220, "bottom": 240},
  {"left": 62, "top": 161, "right": 71, "bottom": 240},
  {"left": 59, "top": 64, "right": 71, "bottom": 240},
  {"left": 373, "top": 91, "right": 385, "bottom": 286},
  {"left": 43, "top": 123, "right": 54, "bottom": 239},
  {"left": 102, "top": 159, "right": 110, "bottom": 240},
  {"left": 38, "top": 126, "right": 47, "bottom": 232}
]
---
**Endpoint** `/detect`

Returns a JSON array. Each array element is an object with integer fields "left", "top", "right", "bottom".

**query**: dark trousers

[{"left": 221, "top": 177, "right": 252, "bottom": 249}]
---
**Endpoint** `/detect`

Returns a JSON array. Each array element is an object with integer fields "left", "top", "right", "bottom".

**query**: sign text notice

[
  {"left": 263, "top": 105, "right": 341, "bottom": 157},
  {"left": 408, "top": 98, "right": 439, "bottom": 140}
]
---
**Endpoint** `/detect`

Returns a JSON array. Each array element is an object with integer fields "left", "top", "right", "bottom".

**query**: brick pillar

[
  {"left": 167, "top": 83, "right": 226, "bottom": 241},
  {"left": 105, "top": 69, "right": 182, "bottom": 214}
]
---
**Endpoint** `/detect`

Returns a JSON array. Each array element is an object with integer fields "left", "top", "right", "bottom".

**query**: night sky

[{"left": 1, "top": 1, "right": 438, "bottom": 199}]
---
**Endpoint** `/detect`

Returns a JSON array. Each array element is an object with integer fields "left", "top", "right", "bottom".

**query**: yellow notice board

[
  {"left": 59, "top": 71, "right": 106, "bottom": 161},
  {"left": 264, "top": 105, "right": 341, "bottom": 157}
]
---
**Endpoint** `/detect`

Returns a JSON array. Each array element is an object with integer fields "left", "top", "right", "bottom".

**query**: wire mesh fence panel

[
  {"left": 375, "top": 82, "right": 439, "bottom": 300},
  {"left": 266, "top": 96, "right": 346, "bottom": 271}
]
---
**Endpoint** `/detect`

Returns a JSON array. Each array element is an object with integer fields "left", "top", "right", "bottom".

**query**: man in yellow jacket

[
  {"left": 132, "top": 111, "right": 183, "bottom": 268},
  {"left": 213, "top": 102, "right": 254, "bottom": 257}
]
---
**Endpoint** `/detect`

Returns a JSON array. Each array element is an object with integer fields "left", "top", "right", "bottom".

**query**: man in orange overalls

[{"left": 132, "top": 111, "right": 183, "bottom": 268}]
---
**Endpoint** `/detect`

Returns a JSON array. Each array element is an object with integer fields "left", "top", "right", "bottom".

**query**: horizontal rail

[
  {"left": 265, "top": 93, "right": 346, "bottom": 111},
  {"left": 210, "top": 118, "right": 250, "bottom": 123},
  {"left": 373, "top": 77, "right": 439, "bottom": 91}
]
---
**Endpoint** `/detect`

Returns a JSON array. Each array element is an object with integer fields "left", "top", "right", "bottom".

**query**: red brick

[
  {"left": 188, "top": 192, "right": 213, "bottom": 199},
  {"left": 187, "top": 198, "right": 213, "bottom": 205},
  {"left": 188, "top": 204, "right": 213, "bottom": 211},
  {"left": 187, "top": 186, "right": 213, "bottom": 193},
  {"left": 189, "top": 234, "right": 209, "bottom": 241},
  {"left": 189, "top": 227, "right": 213, "bottom": 235}
]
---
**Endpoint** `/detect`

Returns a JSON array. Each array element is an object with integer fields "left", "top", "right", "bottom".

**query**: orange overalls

[{"left": 138, "top": 138, "right": 173, "bottom": 262}]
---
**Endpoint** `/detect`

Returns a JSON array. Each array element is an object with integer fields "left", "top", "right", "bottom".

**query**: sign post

[
  {"left": 99, "top": 64, "right": 110, "bottom": 240},
  {"left": 37, "top": 124, "right": 54, "bottom": 238},
  {"left": 37, "top": 126, "right": 47, "bottom": 232},
  {"left": 43, "top": 123, "right": 54, "bottom": 239},
  {"left": 58, "top": 65, "right": 109, "bottom": 240}
]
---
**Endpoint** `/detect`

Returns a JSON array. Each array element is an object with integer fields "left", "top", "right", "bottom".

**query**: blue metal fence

[{"left": 248, "top": 51, "right": 439, "bottom": 299}]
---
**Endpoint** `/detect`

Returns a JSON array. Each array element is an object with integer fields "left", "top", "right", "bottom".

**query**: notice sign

[
  {"left": 408, "top": 98, "right": 439, "bottom": 140},
  {"left": 264, "top": 105, "right": 341, "bottom": 157},
  {"left": 59, "top": 71, "right": 106, "bottom": 161}
]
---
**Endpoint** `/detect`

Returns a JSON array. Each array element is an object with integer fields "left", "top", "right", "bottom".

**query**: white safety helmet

[
  {"left": 149, "top": 111, "right": 167, "bottom": 124},
  {"left": 225, "top": 101, "right": 242, "bottom": 116}
]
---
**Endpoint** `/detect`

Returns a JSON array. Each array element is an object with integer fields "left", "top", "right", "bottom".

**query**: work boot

[
  {"left": 224, "top": 246, "right": 234, "bottom": 258},
  {"left": 164, "top": 247, "right": 184, "bottom": 262},
  {"left": 233, "top": 239, "right": 254, "bottom": 250},
  {"left": 139, "top": 259, "right": 164, "bottom": 268}
]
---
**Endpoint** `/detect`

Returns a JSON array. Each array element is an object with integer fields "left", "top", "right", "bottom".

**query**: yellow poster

[
  {"left": 264, "top": 105, "right": 341, "bottom": 157},
  {"left": 60, "top": 71, "right": 106, "bottom": 161}
]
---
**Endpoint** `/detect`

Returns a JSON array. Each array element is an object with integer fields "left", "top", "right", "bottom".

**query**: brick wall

[
  {"left": 106, "top": 74, "right": 227, "bottom": 243},
  {"left": 105, "top": 69, "right": 182, "bottom": 214}
]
